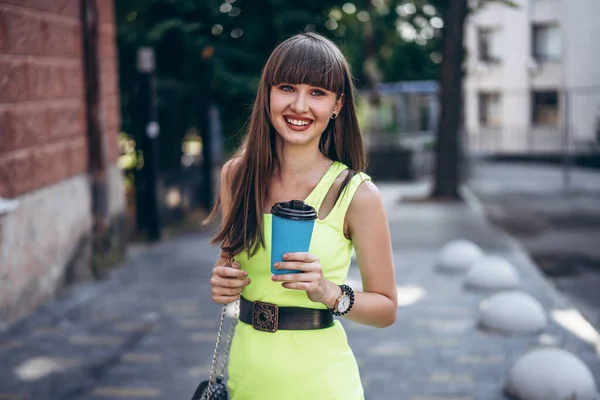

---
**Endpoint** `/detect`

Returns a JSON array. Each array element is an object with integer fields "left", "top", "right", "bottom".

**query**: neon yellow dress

[{"left": 227, "top": 161, "right": 369, "bottom": 400}]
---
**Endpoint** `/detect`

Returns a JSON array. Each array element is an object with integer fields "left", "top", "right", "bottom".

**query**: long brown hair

[{"left": 207, "top": 32, "right": 366, "bottom": 257}]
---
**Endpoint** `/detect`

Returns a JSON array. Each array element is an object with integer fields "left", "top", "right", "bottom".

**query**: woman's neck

[{"left": 275, "top": 143, "right": 330, "bottom": 179}]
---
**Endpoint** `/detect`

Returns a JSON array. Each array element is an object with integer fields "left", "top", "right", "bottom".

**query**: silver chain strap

[
  {"left": 201, "top": 304, "right": 227, "bottom": 400},
  {"left": 218, "top": 299, "right": 239, "bottom": 378},
  {"left": 201, "top": 255, "right": 240, "bottom": 400}
]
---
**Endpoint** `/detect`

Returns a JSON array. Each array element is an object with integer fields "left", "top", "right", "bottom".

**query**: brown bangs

[{"left": 264, "top": 35, "right": 345, "bottom": 95}]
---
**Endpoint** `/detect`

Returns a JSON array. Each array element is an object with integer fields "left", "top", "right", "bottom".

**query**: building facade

[
  {"left": 0, "top": 0, "right": 125, "bottom": 326},
  {"left": 464, "top": 0, "right": 600, "bottom": 154}
]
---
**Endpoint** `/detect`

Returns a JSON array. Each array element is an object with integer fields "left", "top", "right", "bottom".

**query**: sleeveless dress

[{"left": 227, "top": 161, "right": 370, "bottom": 400}]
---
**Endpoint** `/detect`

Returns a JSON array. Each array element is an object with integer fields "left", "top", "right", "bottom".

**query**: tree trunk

[{"left": 430, "top": 0, "right": 468, "bottom": 200}]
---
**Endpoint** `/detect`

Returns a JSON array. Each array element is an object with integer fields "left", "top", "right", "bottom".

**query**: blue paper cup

[{"left": 270, "top": 200, "right": 317, "bottom": 275}]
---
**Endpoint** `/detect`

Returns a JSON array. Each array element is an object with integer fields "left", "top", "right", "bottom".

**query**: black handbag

[
  {"left": 190, "top": 377, "right": 228, "bottom": 400},
  {"left": 190, "top": 258, "right": 239, "bottom": 400}
]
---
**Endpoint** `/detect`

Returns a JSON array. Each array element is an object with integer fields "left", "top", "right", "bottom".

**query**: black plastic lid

[{"left": 271, "top": 200, "right": 317, "bottom": 221}]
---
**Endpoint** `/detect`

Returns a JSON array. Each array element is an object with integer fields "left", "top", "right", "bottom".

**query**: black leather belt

[{"left": 239, "top": 296, "right": 333, "bottom": 333}]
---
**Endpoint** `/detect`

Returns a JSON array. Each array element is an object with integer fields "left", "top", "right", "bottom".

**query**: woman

[{"left": 207, "top": 32, "right": 397, "bottom": 399}]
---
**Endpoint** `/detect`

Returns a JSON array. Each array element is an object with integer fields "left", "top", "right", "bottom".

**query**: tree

[
  {"left": 429, "top": 0, "right": 516, "bottom": 200},
  {"left": 115, "top": 0, "right": 444, "bottom": 147},
  {"left": 429, "top": 0, "right": 467, "bottom": 200}
]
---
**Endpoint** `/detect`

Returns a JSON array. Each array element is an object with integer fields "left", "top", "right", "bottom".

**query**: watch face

[{"left": 337, "top": 295, "right": 351, "bottom": 313}]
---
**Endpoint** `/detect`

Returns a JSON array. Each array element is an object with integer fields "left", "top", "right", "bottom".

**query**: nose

[{"left": 290, "top": 91, "right": 308, "bottom": 114}]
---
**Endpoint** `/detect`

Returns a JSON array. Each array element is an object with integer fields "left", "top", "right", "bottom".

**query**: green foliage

[{"left": 115, "top": 0, "right": 449, "bottom": 148}]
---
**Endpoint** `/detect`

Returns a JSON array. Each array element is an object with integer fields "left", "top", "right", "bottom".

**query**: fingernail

[
  {"left": 274, "top": 263, "right": 279, "bottom": 269},
  {"left": 283, "top": 254, "right": 289, "bottom": 259},
  {"left": 271, "top": 275, "right": 277, "bottom": 281}
]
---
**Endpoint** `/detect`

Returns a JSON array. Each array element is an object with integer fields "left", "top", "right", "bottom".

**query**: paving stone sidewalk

[
  {"left": 466, "top": 160, "right": 600, "bottom": 331},
  {"left": 0, "top": 180, "right": 599, "bottom": 400}
]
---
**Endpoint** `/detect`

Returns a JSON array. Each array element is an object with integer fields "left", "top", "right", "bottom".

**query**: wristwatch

[{"left": 329, "top": 284, "right": 354, "bottom": 316}]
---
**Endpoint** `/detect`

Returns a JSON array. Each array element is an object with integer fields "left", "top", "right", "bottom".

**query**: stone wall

[
  {"left": 0, "top": 0, "right": 124, "bottom": 325},
  {"left": 0, "top": 176, "right": 92, "bottom": 323}
]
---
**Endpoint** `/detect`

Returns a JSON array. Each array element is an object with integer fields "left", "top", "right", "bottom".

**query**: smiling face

[{"left": 269, "top": 83, "right": 343, "bottom": 147}]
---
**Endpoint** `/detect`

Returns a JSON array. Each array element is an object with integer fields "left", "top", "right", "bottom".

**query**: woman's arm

[
  {"left": 337, "top": 180, "right": 397, "bottom": 327},
  {"left": 210, "top": 159, "right": 251, "bottom": 304}
]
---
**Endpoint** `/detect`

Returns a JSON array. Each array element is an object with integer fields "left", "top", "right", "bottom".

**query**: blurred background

[{"left": 0, "top": 0, "right": 599, "bottom": 399}]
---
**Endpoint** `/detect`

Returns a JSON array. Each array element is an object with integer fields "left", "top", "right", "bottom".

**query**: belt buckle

[{"left": 252, "top": 301, "right": 279, "bottom": 333}]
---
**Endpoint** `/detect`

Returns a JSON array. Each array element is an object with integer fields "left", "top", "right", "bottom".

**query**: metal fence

[{"left": 466, "top": 87, "right": 600, "bottom": 155}]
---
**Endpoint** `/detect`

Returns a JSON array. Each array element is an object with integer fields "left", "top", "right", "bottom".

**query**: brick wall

[
  {"left": 98, "top": 0, "right": 120, "bottom": 163},
  {"left": 0, "top": 0, "right": 121, "bottom": 199},
  {"left": 0, "top": 0, "right": 124, "bottom": 325}
]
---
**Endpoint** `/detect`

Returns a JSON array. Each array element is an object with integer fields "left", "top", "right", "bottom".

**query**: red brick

[
  {"left": 55, "top": 0, "right": 80, "bottom": 19},
  {"left": 62, "top": 64, "right": 84, "bottom": 99},
  {"left": 33, "top": 141, "right": 70, "bottom": 187},
  {"left": 0, "top": 107, "right": 47, "bottom": 153},
  {"left": 99, "top": 28, "right": 117, "bottom": 61},
  {"left": 0, "top": 157, "right": 8, "bottom": 197},
  {"left": 0, "top": 0, "right": 79, "bottom": 18},
  {"left": 97, "top": 0, "right": 115, "bottom": 27},
  {"left": 72, "top": 22, "right": 82, "bottom": 58},
  {"left": 0, "top": 12, "right": 5, "bottom": 51},
  {"left": 0, "top": 151, "right": 34, "bottom": 197},
  {"left": 0, "top": 111, "right": 10, "bottom": 155},
  {"left": 0, "top": 59, "right": 28, "bottom": 102},
  {"left": 28, "top": 62, "right": 63, "bottom": 100},
  {"left": 103, "top": 101, "right": 120, "bottom": 132},
  {"left": 44, "top": 20, "right": 78, "bottom": 57},
  {"left": 48, "top": 103, "right": 85, "bottom": 140},
  {"left": 67, "top": 136, "right": 88, "bottom": 175},
  {"left": 2, "top": 9, "right": 45, "bottom": 54},
  {"left": 0, "top": 1, "right": 28, "bottom": 6},
  {"left": 102, "top": 91, "right": 120, "bottom": 110},
  {"left": 26, "top": 0, "right": 79, "bottom": 18},
  {"left": 105, "top": 128, "right": 120, "bottom": 162},
  {"left": 100, "top": 61, "right": 118, "bottom": 96}
]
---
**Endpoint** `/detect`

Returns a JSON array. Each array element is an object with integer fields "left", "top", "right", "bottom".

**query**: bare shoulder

[
  {"left": 348, "top": 178, "right": 382, "bottom": 212},
  {"left": 344, "top": 177, "right": 385, "bottom": 238},
  {"left": 219, "top": 157, "right": 243, "bottom": 212},
  {"left": 221, "top": 157, "right": 243, "bottom": 186}
]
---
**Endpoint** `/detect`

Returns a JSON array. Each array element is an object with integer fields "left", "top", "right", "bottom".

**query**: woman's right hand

[{"left": 210, "top": 261, "right": 251, "bottom": 304}]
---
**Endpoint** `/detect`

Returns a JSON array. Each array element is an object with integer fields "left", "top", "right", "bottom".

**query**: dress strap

[
  {"left": 305, "top": 161, "right": 348, "bottom": 211},
  {"left": 328, "top": 171, "right": 372, "bottom": 225}
]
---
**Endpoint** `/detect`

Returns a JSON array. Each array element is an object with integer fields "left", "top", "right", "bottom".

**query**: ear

[{"left": 334, "top": 93, "right": 344, "bottom": 114}]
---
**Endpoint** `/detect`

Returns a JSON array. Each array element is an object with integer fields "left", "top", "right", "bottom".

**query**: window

[
  {"left": 532, "top": 91, "right": 559, "bottom": 126},
  {"left": 478, "top": 28, "right": 500, "bottom": 63},
  {"left": 479, "top": 93, "right": 501, "bottom": 126},
  {"left": 532, "top": 24, "right": 561, "bottom": 61}
]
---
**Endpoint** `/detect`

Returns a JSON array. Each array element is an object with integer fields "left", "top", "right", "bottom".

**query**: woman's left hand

[{"left": 272, "top": 252, "right": 339, "bottom": 306}]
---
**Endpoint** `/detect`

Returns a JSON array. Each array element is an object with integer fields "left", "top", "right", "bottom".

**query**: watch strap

[{"left": 329, "top": 284, "right": 355, "bottom": 316}]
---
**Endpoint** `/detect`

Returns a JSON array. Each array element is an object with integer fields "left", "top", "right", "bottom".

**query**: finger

[
  {"left": 281, "top": 282, "right": 311, "bottom": 291},
  {"left": 212, "top": 276, "right": 251, "bottom": 288},
  {"left": 230, "top": 261, "right": 241, "bottom": 269},
  {"left": 272, "top": 272, "right": 319, "bottom": 283},
  {"left": 213, "top": 286, "right": 242, "bottom": 296},
  {"left": 214, "top": 265, "right": 247, "bottom": 279},
  {"left": 283, "top": 252, "right": 318, "bottom": 262},
  {"left": 212, "top": 295, "right": 240, "bottom": 304},
  {"left": 274, "top": 261, "right": 320, "bottom": 273}
]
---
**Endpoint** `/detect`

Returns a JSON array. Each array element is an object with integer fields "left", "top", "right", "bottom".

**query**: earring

[{"left": 331, "top": 112, "right": 338, "bottom": 120}]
